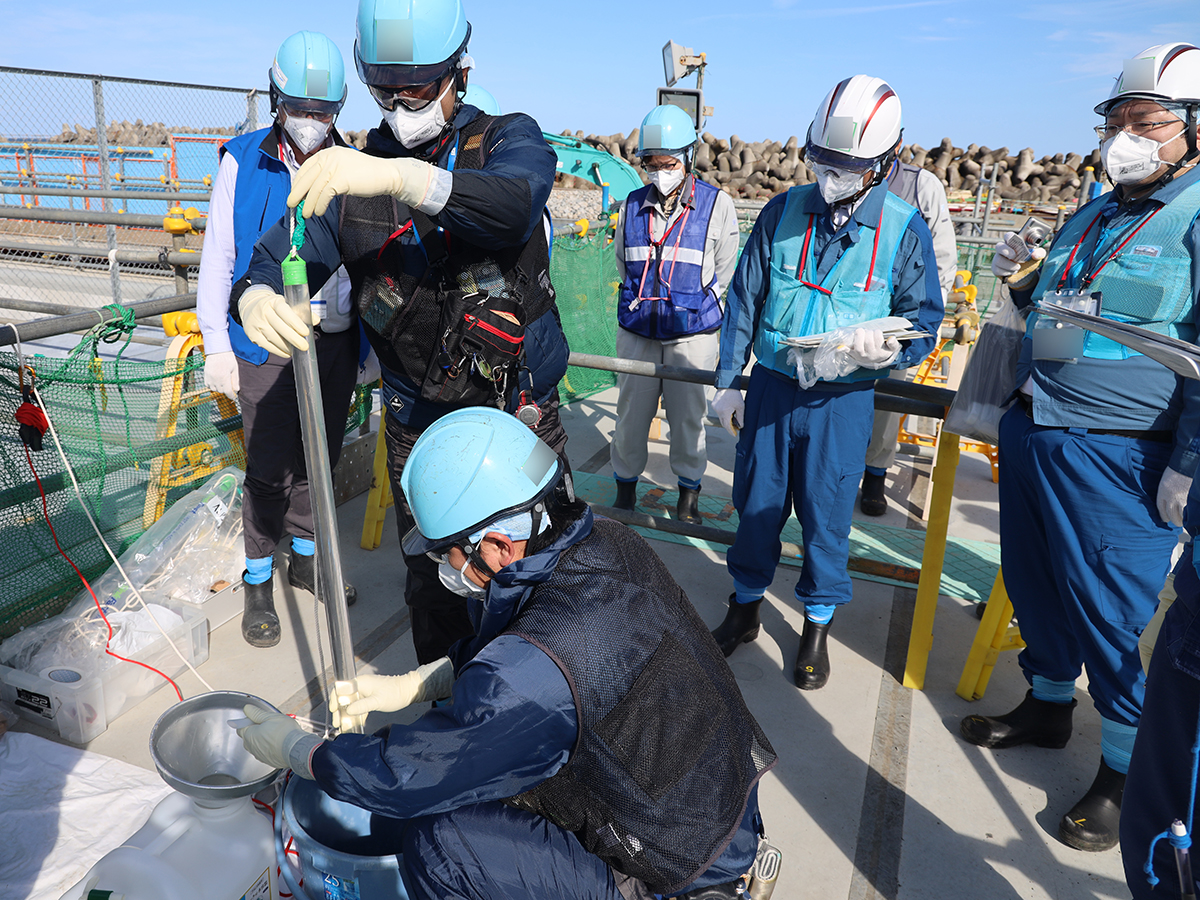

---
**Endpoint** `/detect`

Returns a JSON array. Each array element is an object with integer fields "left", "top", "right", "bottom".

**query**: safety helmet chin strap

[{"left": 461, "top": 499, "right": 548, "bottom": 580}]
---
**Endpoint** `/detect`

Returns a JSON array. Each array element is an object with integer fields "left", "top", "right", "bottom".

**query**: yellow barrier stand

[
  {"left": 956, "top": 569, "right": 1025, "bottom": 701},
  {"left": 902, "top": 428, "right": 962, "bottom": 690},
  {"left": 142, "top": 313, "right": 245, "bottom": 529},
  {"left": 360, "top": 422, "right": 394, "bottom": 550}
]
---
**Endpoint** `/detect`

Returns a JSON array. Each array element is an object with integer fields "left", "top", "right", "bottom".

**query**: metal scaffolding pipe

[
  {"left": 566, "top": 350, "right": 954, "bottom": 416},
  {"left": 0, "top": 235, "right": 200, "bottom": 266},
  {"left": 551, "top": 218, "right": 613, "bottom": 237},
  {"left": 3, "top": 185, "right": 211, "bottom": 203},
  {"left": 0, "top": 204, "right": 206, "bottom": 230},
  {"left": 0, "top": 292, "right": 196, "bottom": 345}
]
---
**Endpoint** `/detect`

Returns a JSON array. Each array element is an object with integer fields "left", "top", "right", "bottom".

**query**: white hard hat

[
  {"left": 806, "top": 75, "right": 902, "bottom": 171},
  {"left": 1094, "top": 42, "right": 1200, "bottom": 116}
]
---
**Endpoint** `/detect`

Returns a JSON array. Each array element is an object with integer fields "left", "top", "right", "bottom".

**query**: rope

[
  {"left": 289, "top": 200, "right": 306, "bottom": 257},
  {"left": 1143, "top": 680, "right": 1200, "bottom": 888}
]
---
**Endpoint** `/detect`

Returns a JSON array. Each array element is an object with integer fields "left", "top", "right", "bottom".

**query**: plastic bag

[
  {"left": 786, "top": 317, "right": 911, "bottom": 389},
  {"left": 0, "top": 468, "right": 244, "bottom": 678},
  {"left": 943, "top": 298, "right": 1030, "bottom": 445}
]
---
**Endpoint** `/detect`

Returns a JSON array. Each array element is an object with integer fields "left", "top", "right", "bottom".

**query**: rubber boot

[
  {"left": 711, "top": 594, "right": 762, "bottom": 658},
  {"left": 287, "top": 550, "right": 358, "bottom": 606},
  {"left": 613, "top": 480, "right": 637, "bottom": 511},
  {"left": 859, "top": 471, "right": 887, "bottom": 516},
  {"left": 793, "top": 617, "right": 832, "bottom": 690},
  {"left": 677, "top": 486, "right": 701, "bottom": 524},
  {"left": 1059, "top": 759, "right": 1125, "bottom": 852},
  {"left": 241, "top": 573, "right": 280, "bottom": 648},
  {"left": 959, "top": 689, "right": 1076, "bottom": 749}
]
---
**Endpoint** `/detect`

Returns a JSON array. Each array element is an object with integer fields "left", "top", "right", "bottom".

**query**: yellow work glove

[
  {"left": 329, "top": 657, "right": 456, "bottom": 732},
  {"left": 240, "top": 286, "right": 311, "bottom": 357},
  {"left": 288, "top": 147, "right": 435, "bottom": 218},
  {"left": 1140, "top": 575, "right": 1177, "bottom": 677}
]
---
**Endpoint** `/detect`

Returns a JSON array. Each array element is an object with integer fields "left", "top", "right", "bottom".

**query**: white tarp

[{"left": 0, "top": 731, "right": 170, "bottom": 900}]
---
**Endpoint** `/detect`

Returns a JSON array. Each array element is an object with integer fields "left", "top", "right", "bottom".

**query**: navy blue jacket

[
  {"left": 716, "top": 180, "right": 943, "bottom": 391},
  {"left": 310, "top": 509, "right": 761, "bottom": 894},
  {"left": 238, "top": 105, "right": 566, "bottom": 428}
]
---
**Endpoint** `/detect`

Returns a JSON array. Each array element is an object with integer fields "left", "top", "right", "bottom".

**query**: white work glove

[
  {"left": 288, "top": 147, "right": 435, "bottom": 218},
  {"left": 240, "top": 286, "right": 311, "bottom": 357},
  {"left": 1140, "top": 574, "right": 1177, "bottom": 676},
  {"left": 711, "top": 388, "right": 745, "bottom": 437},
  {"left": 1156, "top": 466, "right": 1192, "bottom": 528},
  {"left": 845, "top": 328, "right": 901, "bottom": 369},
  {"left": 236, "top": 704, "right": 310, "bottom": 774},
  {"left": 329, "top": 657, "right": 456, "bottom": 731},
  {"left": 991, "top": 233, "right": 1047, "bottom": 281},
  {"left": 203, "top": 350, "right": 239, "bottom": 400},
  {"left": 358, "top": 346, "right": 381, "bottom": 386}
]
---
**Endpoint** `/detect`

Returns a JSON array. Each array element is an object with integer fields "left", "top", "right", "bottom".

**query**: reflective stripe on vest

[
  {"left": 1031, "top": 178, "right": 1200, "bottom": 359},
  {"left": 617, "top": 178, "right": 723, "bottom": 339},
  {"left": 753, "top": 185, "right": 916, "bottom": 377}
]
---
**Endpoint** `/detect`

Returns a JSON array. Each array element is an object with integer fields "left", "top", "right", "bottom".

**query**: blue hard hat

[
  {"left": 354, "top": 0, "right": 472, "bottom": 87},
  {"left": 637, "top": 105, "right": 698, "bottom": 156},
  {"left": 462, "top": 84, "right": 501, "bottom": 116},
  {"left": 270, "top": 31, "right": 348, "bottom": 116},
  {"left": 399, "top": 408, "right": 562, "bottom": 556}
]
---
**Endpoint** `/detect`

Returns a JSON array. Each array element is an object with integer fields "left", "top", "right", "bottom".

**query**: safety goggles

[
  {"left": 368, "top": 75, "right": 450, "bottom": 112},
  {"left": 278, "top": 100, "right": 338, "bottom": 124},
  {"left": 804, "top": 141, "right": 880, "bottom": 175}
]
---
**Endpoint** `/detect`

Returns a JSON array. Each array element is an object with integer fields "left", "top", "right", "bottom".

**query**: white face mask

[
  {"left": 1100, "top": 128, "right": 1181, "bottom": 185},
  {"left": 438, "top": 556, "right": 485, "bottom": 599},
  {"left": 816, "top": 167, "right": 866, "bottom": 206},
  {"left": 283, "top": 115, "right": 330, "bottom": 156},
  {"left": 649, "top": 169, "right": 685, "bottom": 197},
  {"left": 381, "top": 80, "right": 453, "bottom": 149}
]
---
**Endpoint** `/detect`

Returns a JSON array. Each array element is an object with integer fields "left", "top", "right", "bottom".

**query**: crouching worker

[{"left": 237, "top": 407, "right": 777, "bottom": 900}]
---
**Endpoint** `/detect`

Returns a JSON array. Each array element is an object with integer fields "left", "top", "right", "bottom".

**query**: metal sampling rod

[{"left": 280, "top": 252, "right": 359, "bottom": 731}]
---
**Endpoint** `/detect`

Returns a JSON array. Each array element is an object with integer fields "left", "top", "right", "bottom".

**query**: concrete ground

[{"left": 9, "top": 383, "right": 1131, "bottom": 900}]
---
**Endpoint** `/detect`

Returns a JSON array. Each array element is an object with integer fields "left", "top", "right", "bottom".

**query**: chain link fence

[{"left": 0, "top": 67, "right": 269, "bottom": 314}]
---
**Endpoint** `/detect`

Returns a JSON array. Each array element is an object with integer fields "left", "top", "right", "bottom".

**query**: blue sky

[{"left": 6, "top": 0, "right": 1199, "bottom": 159}]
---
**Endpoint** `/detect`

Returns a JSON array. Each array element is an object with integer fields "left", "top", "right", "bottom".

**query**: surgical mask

[
  {"left": 649, "top": 169, "right": 685, "bottom": 197},
  {"left": 381, "top": 79, "right": 453, "bottom": 148},
  {"left": 283, "top": 115, "right": 330, "bottom": 155},
  {"left": 816, "top": 167, "right": 866, "bottom": 206},
  {"left": 1100, "top": 129, "right": 1181, "bottom": 184},
  {"left": 438, "top": 556, "right": 485, "bottom": 599}
]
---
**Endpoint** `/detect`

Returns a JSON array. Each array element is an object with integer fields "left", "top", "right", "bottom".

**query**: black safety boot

[
  {"left": 794, "top": 617, "right": 832, "bottom": 690},
  {"left": 677, "top": 486, "right": 701, "bottom": 524},
  {"left": 1059, "top": 759, "right": 1125, "bottom": 852},
  {"left": 711, "top": 594, "right": 762, "bottom": 658},
  {"left": 859, "top": 471, "right": 887, "bottom": 516},
  {"left": 288, "top": 550, "right": 358, "bottom": 606},
  {"left": 241, "top": 573, "right": 280, "bottom": 648},
  {"left": 960, "top": 689, "right": 1076, "bottom": 749},
  {"left": 613, "top": 480, "right": 637, "bottom": 511}
]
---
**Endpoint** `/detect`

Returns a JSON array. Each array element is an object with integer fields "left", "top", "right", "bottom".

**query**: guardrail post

[
  {"left": 91, "top": 77, "right": 121, "bottom": 304},
  {"left": 246, "top": 89, "right": 258, "bottom": 133}
]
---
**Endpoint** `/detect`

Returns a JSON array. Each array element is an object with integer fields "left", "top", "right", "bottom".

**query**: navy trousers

[
  {"left": 1122, "top": 541, "right": 1200, "bottom": 899},
  {"left": 726, "top": 365, "right": 874, "bottom": 608},
  {"left": 401, "top": 802, "right": 643, "bottom": 900}
]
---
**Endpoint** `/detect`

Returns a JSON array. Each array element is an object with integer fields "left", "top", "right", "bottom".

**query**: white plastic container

[
  {"left": 0, "top": 599, "right": 208, "bottom": 743},
  {"left": 59, "top": 791, "right": 279, "bottom": 900}
]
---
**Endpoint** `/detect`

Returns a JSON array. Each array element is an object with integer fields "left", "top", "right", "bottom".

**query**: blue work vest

[
  {"left": 219, "top": 126, "right": 292, "bottom": 365},
  {"left": 1030, "top": 179, "right": 1200, "bottom": 359},
  {"left": 618, "top": 177, "right": 723, "bottom": 339},
  {"left": 753, "top": 184, "right": 917, "bottom": 377}
]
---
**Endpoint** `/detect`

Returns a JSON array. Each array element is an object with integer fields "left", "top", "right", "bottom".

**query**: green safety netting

[
  {"left": 550, "top": 230, "right": 621, "bottom": 400},
  {"left": 0, "top": 317, "right": 373, "bottom": 640}
]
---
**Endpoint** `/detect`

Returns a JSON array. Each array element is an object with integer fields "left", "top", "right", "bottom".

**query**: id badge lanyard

[
  {"left": 795, "top": 204, "right": 886, "bottom": 297},
  {"left": 629, "top": 183, "right": 694, "bottom": 312},
  {"left": 1033, "top": 205, "right": 1161, "bottom": 360}
]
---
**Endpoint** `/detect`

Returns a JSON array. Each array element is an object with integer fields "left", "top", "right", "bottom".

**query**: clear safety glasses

[
  {"left": 278, "top": 100, "right": 338, "bottom": 124},
  {"left": 1094, "top": 119, "right": 1184, "bottom": 141}
]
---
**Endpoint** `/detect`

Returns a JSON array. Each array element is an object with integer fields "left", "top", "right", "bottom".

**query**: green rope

[{"left": 291, "top": 200, "right": 307, "bottom": 254}]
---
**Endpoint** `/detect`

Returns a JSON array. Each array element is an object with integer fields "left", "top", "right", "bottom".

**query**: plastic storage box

[{"left": 0, "top": 600, "right": 209, "bottom": 744}]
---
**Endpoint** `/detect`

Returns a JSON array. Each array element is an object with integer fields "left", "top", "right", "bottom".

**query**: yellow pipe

[{"left": 360, "top": 421, "right": 394, "bottom": 550}]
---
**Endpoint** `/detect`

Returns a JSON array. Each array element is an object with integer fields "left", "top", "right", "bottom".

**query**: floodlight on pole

[{"left": 662, "top": 40, "right": 706, "bottom": 89}]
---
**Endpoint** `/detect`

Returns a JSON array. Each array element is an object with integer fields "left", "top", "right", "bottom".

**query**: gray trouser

[
  {"left": 610, "top": 327, "right": 719, "bottom": 486},
  {"left": 864, "top": 367, "right": 907, "bottom": 472},
  {"left": 237, "top": 327, "right": 359, "bottom": 559}
]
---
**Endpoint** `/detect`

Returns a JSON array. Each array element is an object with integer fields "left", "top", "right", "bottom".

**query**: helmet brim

[
  {"left": 804, "top": 141, "right": 881, "bottom": 174},
  {"left": 400, "top": 456, "right": 564, "bottom": 557}
]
